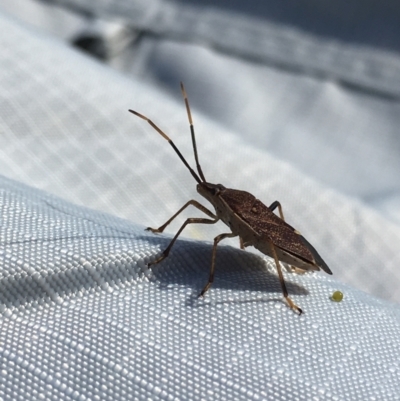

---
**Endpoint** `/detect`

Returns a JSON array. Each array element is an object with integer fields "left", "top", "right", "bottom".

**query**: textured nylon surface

[
  {"left": 1, "top": 1, "right": 400, "bottom": 400},
  {"left": 1, "top": 176, "right": 400, "bottom": 401}
]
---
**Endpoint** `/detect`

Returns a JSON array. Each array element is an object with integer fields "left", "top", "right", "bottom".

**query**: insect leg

[
  {"left": 239, "top": 237, "right": 245, "bottom": 249},
  {"left": 268, "top": 201, "right": 285, "bottom": 221},
  {"left": 147, "top": 200, "right": 217, "bottom": 233},
  {"left": 269, "top": 202, "right": 304, "bottom": 273},
  {"left": 270, "top": 243, "right": 303, "bottom": 315},
  {"left": 199, "top": 232, "right": 237, "bottom": 297},
  {"left": 148, "top": 217, "right": 219, "bottom": 267}
]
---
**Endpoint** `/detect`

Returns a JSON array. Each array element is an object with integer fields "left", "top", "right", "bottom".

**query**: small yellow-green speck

[{"left": 331, "top": 291, "right": 344, "bottom": 302}]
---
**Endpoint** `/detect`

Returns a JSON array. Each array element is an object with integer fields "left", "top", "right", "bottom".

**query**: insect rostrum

[{"left": 129, "top": 83, "right": 332, "bottom": 314}]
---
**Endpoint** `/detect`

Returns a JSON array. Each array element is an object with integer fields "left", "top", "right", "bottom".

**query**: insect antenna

[
  {"left": 180, "top": 82, "right": 206, "bottom": 183},
  {"left": 129, "top": 109, "right": 202, "bottom": 185}
]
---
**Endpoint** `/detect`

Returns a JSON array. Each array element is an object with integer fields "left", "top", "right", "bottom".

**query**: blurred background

[{"left": 0, "top": 0, "right": 400, "bottom": 302}]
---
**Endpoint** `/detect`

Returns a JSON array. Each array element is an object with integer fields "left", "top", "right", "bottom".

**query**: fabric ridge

[{"left": 1, "top": 175, "right": 400, "bottom": 400}]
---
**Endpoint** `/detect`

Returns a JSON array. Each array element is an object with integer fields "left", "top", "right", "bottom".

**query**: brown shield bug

[{"left": 129, "top": 83, "right": 332, "bottom": 314}]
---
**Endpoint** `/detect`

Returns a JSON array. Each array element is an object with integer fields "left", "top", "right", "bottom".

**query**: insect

[{"left": 129, "top": 83, "right": 332, "bottom": 314}]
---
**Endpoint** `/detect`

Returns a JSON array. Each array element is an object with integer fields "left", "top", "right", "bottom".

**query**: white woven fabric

[
  {"left": 1, "top": 176, "right": 400, "bottom": 401},
  {"left": 1, "top": 1, "right": 400, "bottom": 400},
  {"left": 0, "top": 3, "right": 400, "bottom": 304}
]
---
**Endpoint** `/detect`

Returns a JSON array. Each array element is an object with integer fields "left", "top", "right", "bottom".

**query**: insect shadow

[
  {"left": 0, "top": 233, "right": 144, "bottom": 308},
  {"left": 138, "top": 234, "right": 308, "bottom": 302},
  {"left": 0, "top": 232, "right": 307, "bottom": 310}
]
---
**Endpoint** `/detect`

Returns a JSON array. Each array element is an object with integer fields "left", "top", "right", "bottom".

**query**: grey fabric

[
  {"left": 1, "top": 1, "right": 400, "bottom": 400},
  {"left": 1, "top": 0, "right": 400, "bottom": 303},
  {"left": 1, "top": 176, "right": 400, "bottom": 401}
]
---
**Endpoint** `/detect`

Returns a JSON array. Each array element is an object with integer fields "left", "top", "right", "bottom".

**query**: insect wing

[
  {"left": 294, "top": 233, "right": 332, "bottom": 274},
  {"left": 220, "top": 189, "right": 331, "bottom": 274},
  {"left": 240, "top": 198, "right": 313, "bottom": 260}
]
